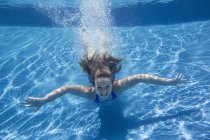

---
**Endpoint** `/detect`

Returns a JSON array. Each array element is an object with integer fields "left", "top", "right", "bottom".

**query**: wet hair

[
  {"left": 79, "top": 53, "right": 122, "bottom": 85},
  {"left": 95, "top": 69, "right": 112, "bottom": 79}
]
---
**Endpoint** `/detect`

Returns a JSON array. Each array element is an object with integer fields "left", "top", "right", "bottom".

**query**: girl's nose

[{"left": 102, "top": 89, "right": 106, "bottom": 93}]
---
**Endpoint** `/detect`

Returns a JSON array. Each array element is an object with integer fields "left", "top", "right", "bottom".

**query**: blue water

[{"left": 0, "top": 0, "right": 210, "bottom": 140}]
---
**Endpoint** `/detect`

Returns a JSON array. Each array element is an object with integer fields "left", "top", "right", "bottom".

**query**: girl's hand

[
  {"left": 170, "top": 74, "right": 182, "bottom": 85},
  {"left": 21, "top": 97, "right": 46, "bottom": 108}
]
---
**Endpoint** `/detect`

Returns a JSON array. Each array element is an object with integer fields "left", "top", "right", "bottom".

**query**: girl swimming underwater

[{"left": 22, "top": 29, "right": 181, "bottom": 108}]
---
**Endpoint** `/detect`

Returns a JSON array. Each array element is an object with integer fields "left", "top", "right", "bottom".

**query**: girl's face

[{"left": 95, "top": 77, "right": 112, "bottom": 98}]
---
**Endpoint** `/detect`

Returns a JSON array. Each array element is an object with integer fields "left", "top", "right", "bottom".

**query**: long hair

[{"left": 79, "top": 53, "right": 122, "bottom": 85}]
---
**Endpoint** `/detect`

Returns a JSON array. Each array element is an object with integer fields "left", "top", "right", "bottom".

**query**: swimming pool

[{"left": 0, "top": 0, "right": 210, "bottom": 140}]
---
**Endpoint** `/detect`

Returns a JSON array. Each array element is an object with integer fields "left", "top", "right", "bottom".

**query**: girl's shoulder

[{"left": 112, "top": 81, "right": 121, "bottom": 96}]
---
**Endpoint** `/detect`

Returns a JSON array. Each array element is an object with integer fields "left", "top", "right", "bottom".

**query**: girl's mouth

[{"left": 101, "top": 93, "right": 108, "bottom": 97}]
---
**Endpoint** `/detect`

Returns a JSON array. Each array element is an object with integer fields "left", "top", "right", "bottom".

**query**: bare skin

[
  {"left": 21, "top": 74, "right": 182, "bottom": 108},
  {"left": 21, "top": 28, "right": 182, "bottom": 108}
]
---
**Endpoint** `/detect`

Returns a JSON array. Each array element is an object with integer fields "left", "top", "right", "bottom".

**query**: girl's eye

[
  {"left": 106, "top": 86, "right": 110, "bottom": 88},
  {"left": 97, "top": 87, "right": 102, "bottom": 89}
]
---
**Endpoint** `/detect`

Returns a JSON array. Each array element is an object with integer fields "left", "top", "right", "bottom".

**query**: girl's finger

[
  {"left": 27, "top": 97, "right": 37, "bottom": 100},
  {"left": 178, "top": 74, "right": 182, "bottom": 79},
  {"left": 24, "top": 99, "right": 33, "bottom": 102}
]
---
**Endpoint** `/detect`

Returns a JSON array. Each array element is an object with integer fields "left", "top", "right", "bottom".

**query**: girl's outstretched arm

[
  {"left": 114, "top": 74, "right": 181, "bottom": 95},
  {"left": 21, "top": 85, "right": 94, "bottom": 108}
]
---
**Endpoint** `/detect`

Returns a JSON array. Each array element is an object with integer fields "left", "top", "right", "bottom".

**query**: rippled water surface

[{"left": 1, "top": 0, "right": 174, "bottom": 8}]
